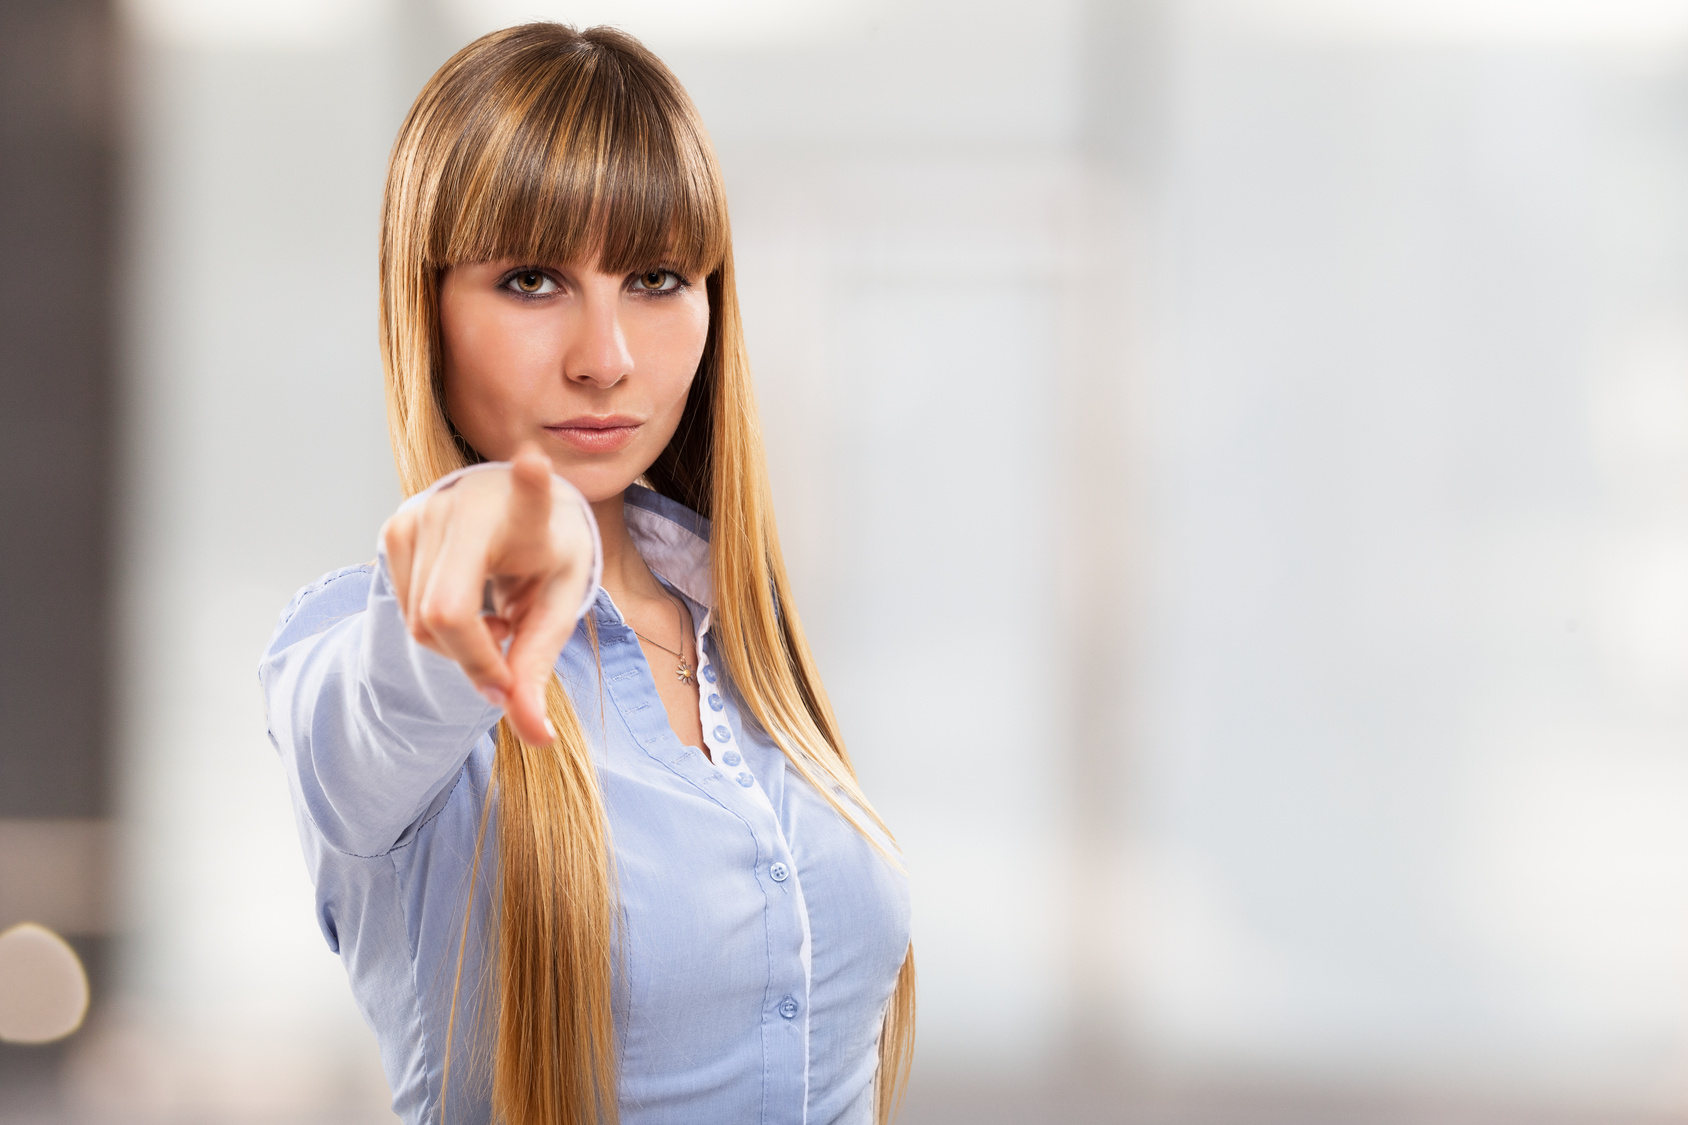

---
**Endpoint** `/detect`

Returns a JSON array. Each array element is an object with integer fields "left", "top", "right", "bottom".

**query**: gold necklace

[{"left": 632, "top": 593, "right": 696, "bottom": 685}]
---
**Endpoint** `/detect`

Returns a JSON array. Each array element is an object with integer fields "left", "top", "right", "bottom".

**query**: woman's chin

[
  {"left": 553, "top": 462, "right": 649, "bottom": 507},
  {"left": 539, "top": 435, "right": 675, "bottom": 507}
]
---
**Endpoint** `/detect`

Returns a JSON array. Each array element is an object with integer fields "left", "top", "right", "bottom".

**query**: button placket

[
  {"left": 689, "top": 608, "right": 757, "bottom": 792},
  {"left": 567, "top": 498, "right": 819, "bottom": 1123}
]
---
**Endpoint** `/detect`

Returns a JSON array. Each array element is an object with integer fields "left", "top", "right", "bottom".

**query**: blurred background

[{"left": 4, "top": 0, "right": 1688, "bottom": 1121}]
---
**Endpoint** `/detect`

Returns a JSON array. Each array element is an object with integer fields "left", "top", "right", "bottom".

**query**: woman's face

[{"left": 439, "top": 256, "right": 710, "bottom": 504}]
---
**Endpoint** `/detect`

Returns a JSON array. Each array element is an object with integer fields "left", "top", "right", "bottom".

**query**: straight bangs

[{"left": 426, "top": 27, "right": 729, "bottom": 281}]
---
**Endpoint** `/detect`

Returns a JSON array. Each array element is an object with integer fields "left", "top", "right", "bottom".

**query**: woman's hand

[{"left": 379, "top": 444, "right": 594, "bottom": 744}]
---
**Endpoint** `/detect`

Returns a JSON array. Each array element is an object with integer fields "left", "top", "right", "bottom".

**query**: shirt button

[
  {"left": 769, "top": 862, "right": 789, "bottom": 882},
  {"left": 713, "top": 724, "right": 731, "bottom": 742},
  {"left": 702, "top": 664, "right": 717, "bottom": 684},
  {"left": 736, "top": 772, "right": 754, "bottom": 787},
  {"left": 708, "top": 693, "right": 724, "bottom": 711},
  {"left": 778, "top": 997, "right": 799, "bottom": 1019},
  {"left": 722, "top": 751, "right": 741, "bottom": 766}
]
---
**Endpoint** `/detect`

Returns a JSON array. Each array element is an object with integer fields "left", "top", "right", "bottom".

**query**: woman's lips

[{"left": 544, "top": 416, "right": 642, "bottom": 454}]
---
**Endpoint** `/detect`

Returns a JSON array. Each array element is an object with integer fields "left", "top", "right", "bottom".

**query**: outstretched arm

[{"left": 261, "top": 445, "right": 600, "bottom": 856}]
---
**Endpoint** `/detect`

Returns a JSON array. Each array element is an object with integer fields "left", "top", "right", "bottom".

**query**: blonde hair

[{"left": 379, "top": 23, "right": 914, "bottom": 1125}]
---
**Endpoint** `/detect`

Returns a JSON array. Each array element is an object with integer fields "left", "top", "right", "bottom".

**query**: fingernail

[
  {"left": 481, "top": 686, "right": 508, "bottom": 709},
  {"left": 543, "top": 718, "right": 557, "bottom": 740}
]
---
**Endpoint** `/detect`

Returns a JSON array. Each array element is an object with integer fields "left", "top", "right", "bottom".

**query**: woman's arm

[{"left": 260, "top": 446, "right": 600, "bottom": 856}]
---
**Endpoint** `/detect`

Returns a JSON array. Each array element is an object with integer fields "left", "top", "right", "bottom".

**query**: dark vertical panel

[
  {"left": 0, "top": 0, "right": 116, "bottom": 1094},
  {"left": 0, "top": 0, "right": 115, "bottom": 818}
]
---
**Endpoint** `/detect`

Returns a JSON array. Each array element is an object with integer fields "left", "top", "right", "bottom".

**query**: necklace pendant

[{"left": 677, "top": 661, "right": 696, "bottom": 685}]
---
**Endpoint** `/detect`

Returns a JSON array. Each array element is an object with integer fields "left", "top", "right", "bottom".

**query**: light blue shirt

[{"left": 259, "top": 483, "right": 910, "bottom": 1125}]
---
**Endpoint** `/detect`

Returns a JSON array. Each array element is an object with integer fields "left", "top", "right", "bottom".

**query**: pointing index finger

[{"left": 504, "top": 444, "right": 554, "bottom": 553}]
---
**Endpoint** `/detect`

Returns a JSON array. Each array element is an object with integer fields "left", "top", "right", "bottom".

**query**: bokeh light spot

[{"left": 0, "top": 922, "right": 90, "bottom": 1044}]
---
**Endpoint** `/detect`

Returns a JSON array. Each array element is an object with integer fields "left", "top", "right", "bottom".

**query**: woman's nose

[{"left": 564, "top": 299, "right": 634, "bottom": 388}]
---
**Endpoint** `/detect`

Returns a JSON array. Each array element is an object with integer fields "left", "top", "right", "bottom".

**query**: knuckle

[{"left": 418, "top": 595, "right": 467, "bottom": 633}]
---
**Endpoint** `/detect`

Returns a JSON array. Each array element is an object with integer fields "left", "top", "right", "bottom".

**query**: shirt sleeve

[{"left": 258, "top": 464, "right": 603, "bottom": 857}]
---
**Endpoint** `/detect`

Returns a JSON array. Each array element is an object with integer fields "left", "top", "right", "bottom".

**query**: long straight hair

[{"left": 379, "top": 24, "right": 914, "bottom": 1125}]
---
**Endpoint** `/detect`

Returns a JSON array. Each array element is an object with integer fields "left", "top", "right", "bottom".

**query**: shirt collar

[{"left": 622, "top": 484, "right": 713, "bottom": 610}]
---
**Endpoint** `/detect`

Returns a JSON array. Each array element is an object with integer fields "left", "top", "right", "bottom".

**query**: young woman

[{"left": 259, "top": 22, "right": 913, "bottom": 1125}]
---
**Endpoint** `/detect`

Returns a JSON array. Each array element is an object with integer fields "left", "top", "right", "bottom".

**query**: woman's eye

[
  {"left": 633, "top": 269, "right": 681, "bottom": 292},
  {"left": 505, "top": 270, "right": 556, "bottom": 295}
]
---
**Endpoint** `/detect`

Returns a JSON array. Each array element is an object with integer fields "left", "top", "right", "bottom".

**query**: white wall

[
  {"left": 101, "top": 15, "right": 404, "bottom": 1118},
  {"left": 1122, "top": 1, "right": 1688, "bottom": 1104}
]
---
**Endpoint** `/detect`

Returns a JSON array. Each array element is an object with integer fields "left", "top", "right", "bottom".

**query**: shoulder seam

[{"left": 275, "top": 562, "right": 376, "bottom": 636}]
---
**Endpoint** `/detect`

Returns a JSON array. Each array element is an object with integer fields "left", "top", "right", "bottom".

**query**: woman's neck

[{"left": 592, "top": 490, "right": 664, "bottom": 608}]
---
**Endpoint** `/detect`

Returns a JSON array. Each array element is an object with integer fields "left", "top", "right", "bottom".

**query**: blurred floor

[
  {"left": 7, "top": 1072, "right": 1688, "bottom": 1125},
  {"left": 897, "top": 1076, "right": 1688, "bottom": 1125}
]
